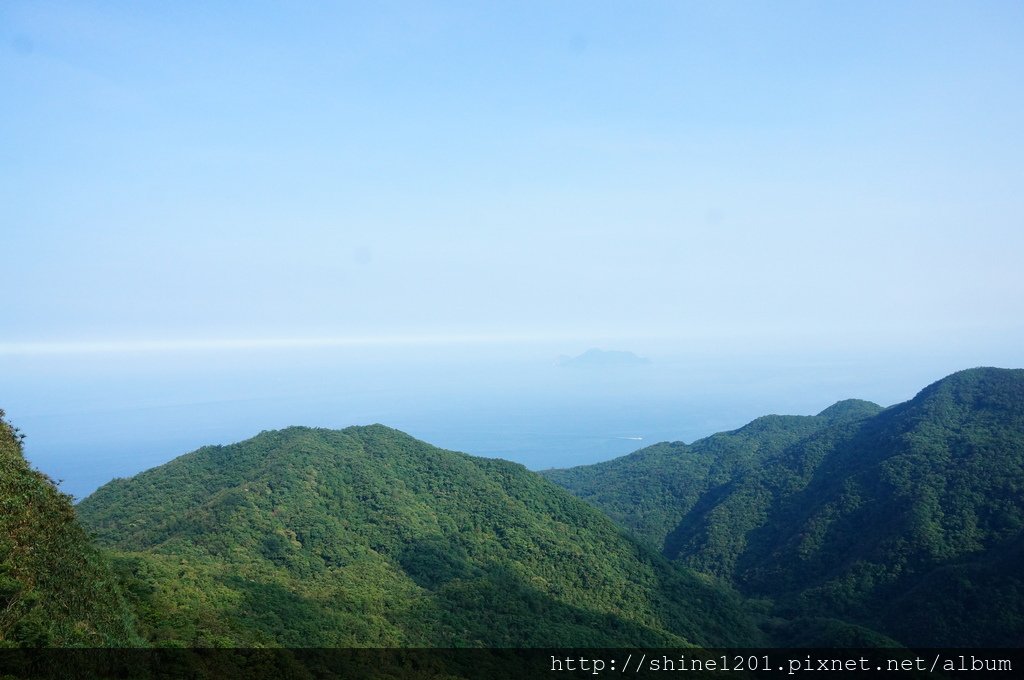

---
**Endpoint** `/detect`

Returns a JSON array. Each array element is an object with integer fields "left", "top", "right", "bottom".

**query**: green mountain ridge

[
  {"left": 3, "top": 366, "right": 1020, "bottom": 648},
  {"left": 77, "top": 425, "right": 759, "bottom": 647},
  {"left": 545, "top": 367, "right": 1024, "bottom": 646},
  {"left": 542, "top": 399, "right": 882, "bottom": 555}
]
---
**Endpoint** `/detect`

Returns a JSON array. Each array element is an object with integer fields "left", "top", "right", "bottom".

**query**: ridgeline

[
  {"left": 77, "top": 425, "right": 758, "bottom": 647},
  {"left": 3, "top": 368, "right": 1021, "bottom": 648},
  {"left": 545, "top": 367, "right": 1024, "bottom": 646}
]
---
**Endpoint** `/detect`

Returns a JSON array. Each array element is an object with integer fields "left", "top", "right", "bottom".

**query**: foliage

[
  {"left": 9, "top": 366, "right": 1021, "bottom": 649},
  {"left": 0, "top": 410, "right": 142, "bottom": 647},
  {"left": 78, "top": 425, "right": 761, "bottom": 647},
  {"left": 544, "top": 399, "right": 881, "bottom": 566},
  {"left": 546, "top": 369, "right": 1024, "bottom": 646}
]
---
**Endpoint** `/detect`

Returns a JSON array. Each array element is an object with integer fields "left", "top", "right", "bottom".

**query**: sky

[
  {"left": 2, "top": 2, "right": 1023, "bottom": 495},
  {"left": 2, "top": 0, "right": 1022, "bottom": 348}
]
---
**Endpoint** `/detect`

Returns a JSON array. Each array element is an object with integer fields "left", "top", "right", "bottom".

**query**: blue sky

[
  {"left": 2, "top": 1, "right": 1023, "bottom": 350},
  {"left": 3, "top": 2, "right": 1024, "bottom": 495}
]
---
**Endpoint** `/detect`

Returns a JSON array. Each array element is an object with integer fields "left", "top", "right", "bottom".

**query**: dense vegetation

[
  {"left": 5, "top": 366, "right": 1020, "bottom": 648},
  {"left": 546, "top": 367, "right": 1024, "bottom": 646},
  {"left": 0, "top": 410, "right": 141, "bottom": 647},
  {"left": 77, "top": 425, "right": 760, "bottom": 647},
  {"left": 543, "top": 399, "right": 882, "bottom": 553}
]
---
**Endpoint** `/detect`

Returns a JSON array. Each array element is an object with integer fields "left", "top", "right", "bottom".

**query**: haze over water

[
  {"left": 2, "top": 3, "right": 1022, "bottom": 498},
  {"left": 3, "top": 335, "right": 1019, "bottom": 500}
]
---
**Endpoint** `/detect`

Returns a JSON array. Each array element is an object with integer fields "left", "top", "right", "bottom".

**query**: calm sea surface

[{"left": 0, "top": 343, "right": 1005, "bottom": 500}]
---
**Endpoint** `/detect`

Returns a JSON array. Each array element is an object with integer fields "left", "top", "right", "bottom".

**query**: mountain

[
  {"left": 0, "top": 410, "right": 141, "bottom": 647},
  {"left": 544, "top": 368, "right": 1024, "bottom": 646},
  {"left": 77, "top": 425, "right": 760, "bottom": 647},
  {"left": 556, "top": 348, "right": 651, "bottom": 367},
  {"left": 543, "top": 399, "right": 882, "bottom": 553}
]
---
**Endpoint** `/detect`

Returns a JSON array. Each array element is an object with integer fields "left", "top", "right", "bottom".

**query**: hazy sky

[{"left": 2, "top": 1, "right": 1023, "bottom": 350}]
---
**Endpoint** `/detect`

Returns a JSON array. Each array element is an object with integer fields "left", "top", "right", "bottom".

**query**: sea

[{"left": 0, "top": 340, "right": 1012, "bottom": 501}]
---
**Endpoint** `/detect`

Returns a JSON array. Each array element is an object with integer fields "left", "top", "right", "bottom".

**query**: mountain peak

[
  {"left": 556, "top": 348, "right": 651, "bottom": 367},
  {"left": 546, "top": 367, "right": 1024, "bottom": 646},
  {"left": 906, "top": 367, "right": 1024, "bottom": 417},
  {"left": 916, "top": 366, "right": 1024, "bottom": 396},
  {"left": 815, "top": 398, "right": 883, "bottom": 421},
  {"left": 76, "top": 422, "right": 758, "bottom": 647}
]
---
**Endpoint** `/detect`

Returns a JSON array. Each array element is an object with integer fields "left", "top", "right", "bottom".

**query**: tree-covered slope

[
  {"left": 545, "top": 368, "right": 1024, "bottom": 646},
  {"left": 77, "top": 425, "right": 760, "bottom": 647},
  {"left": 0, "top": 410, "right": 141, "bottom": 647},
  {"left": 543, "top": 398, "right": 882, "bottom": 567},
  {"left": 743, "top": 367, "right": 1024, "bottom": 645}
]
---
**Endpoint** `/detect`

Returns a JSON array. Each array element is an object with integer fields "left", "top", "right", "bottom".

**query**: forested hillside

[
  {"left": 546, "top": 368, "right": 1024, "bottom": 646},
  {"left": 77, "top": 425, "right": 760, "bottom": 647},
  {"left": 543, "top": 399, "right": 882, "bottom": 553},
  {"left": 5, "top": 366, "right": 1020, "bottom": 649},
  {"left": 0, "top": 411, "right": 141, "bottom": 646}
]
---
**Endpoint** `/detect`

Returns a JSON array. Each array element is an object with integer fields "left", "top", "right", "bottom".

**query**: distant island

[{"left": 556, "top": 348, "right": 651, "bottom": 368}]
